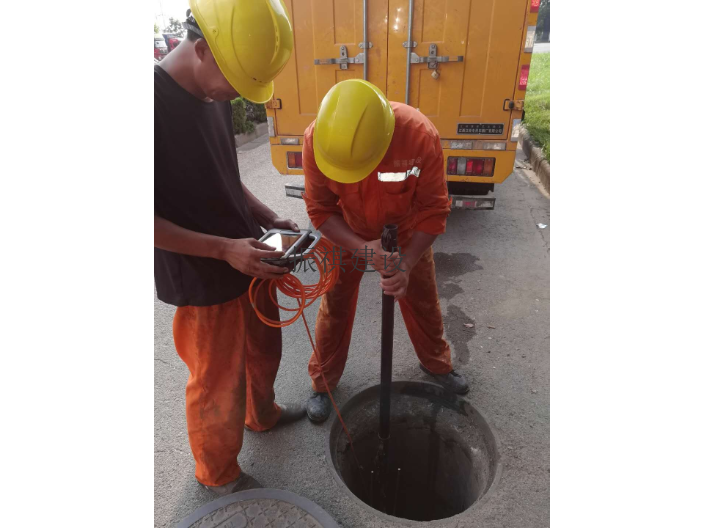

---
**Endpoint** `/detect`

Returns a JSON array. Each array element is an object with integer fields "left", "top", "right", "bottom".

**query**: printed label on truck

[{"left": 457, "top": 123, "right": 504, "bottom": 135}]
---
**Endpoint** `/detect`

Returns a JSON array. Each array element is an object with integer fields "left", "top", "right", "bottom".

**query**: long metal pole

[
  {"left": 363, "top": 0, "right": 368, "bottom": 80},
  {"left": 404, "top": 0, "right": 414, "bottom": 104},
  {"left": 379, "top": 224, "right": 398, "bottom": 441}
]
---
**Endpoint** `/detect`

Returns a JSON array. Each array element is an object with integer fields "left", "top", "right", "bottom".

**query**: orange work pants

[
  {"left": 173, "top": 287, "right": 282, "bottom": 487},
  {"left": 309, "top": 246, "right": 452, "bottom": 392}
]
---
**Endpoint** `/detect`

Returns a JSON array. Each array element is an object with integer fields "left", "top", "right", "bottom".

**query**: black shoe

[
  {"left": 307, "top": 392, "right": 332, "bottom": 423},
  {"left": 419, "top": 364, "right": 470, "bottom": 395}
]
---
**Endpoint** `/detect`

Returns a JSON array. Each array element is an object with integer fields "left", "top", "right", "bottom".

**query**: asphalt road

[{"left": 154, "top": 135, "right": 550, "bottom": 527}]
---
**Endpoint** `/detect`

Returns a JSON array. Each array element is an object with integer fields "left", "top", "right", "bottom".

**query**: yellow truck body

[{"left": 268, "top": 0, "right": 539, "bottom": 208}]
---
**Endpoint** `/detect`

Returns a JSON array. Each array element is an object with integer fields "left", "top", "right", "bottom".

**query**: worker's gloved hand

[
  {"left": 379, "top": 259, "right": 412, "bottom": 300},
  {"left": 269, "top": 217, "right": 300, "bottom": 231},
  {"left": 366, "top": 239, "right": 402, "bottom": 276},
  {"left": 220, "top": 238, "right": 289, "bottom": 280}
]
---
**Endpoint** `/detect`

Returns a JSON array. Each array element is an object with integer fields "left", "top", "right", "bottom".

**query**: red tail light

[
  {"left": 447, "top": 157, "right": 458, "bottom": 175},
  {"left": 519, "top": 65, "right": 530, "bottom": 90},
  {"left": 287, "top": 151, "right": 303, "bottom": 169},
  {"left": 484, "top": 158, "right": 495, "bottom": 175},
  {"left": 447, "top": 157, "right": 495, "bottom": 176},
  {"left": 473, "top": 159, "right": 485, "bottom": 175},
  {"left": 530, "top": 0, "right": 540, "bottom": 12}
]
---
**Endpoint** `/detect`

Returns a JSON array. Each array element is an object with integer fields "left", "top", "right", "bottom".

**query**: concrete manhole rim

[
  {"left": 176, "top": 488, "right": 341, "bottom": 528},
  {"left": 324, "top": 380, "right": 503, "bottom": 526}
]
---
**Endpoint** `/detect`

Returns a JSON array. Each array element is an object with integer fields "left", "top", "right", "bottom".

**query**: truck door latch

[
  {"left": 410, "top": 44, "right": 464, "bottom": 69},
  {"left": 314, "top": 45, "right": 366, "bottom": 70}
]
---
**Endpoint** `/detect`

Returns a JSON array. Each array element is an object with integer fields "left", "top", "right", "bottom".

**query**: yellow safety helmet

[
  {"left": 313, "top": 80, "right": 396, "bottom": 184},
  {"left": 187, "top": 0, "right": 293, "bottom": 104}
]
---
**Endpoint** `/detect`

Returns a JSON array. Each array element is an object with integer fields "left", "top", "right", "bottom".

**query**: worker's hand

[
  {"left": 365, "top": 239, "right": 401, "bottom": 276},
  {"left": 220, "top": 238, "right": 289, "bottom": 280},
  {"left": 270, "top": 217, "right": 300, "bottom": 231},
  {"left": 379, "top": 259, "right": 413, "bottom": 300}
]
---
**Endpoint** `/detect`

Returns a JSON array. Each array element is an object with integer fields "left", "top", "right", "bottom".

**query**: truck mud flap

[{"left": 450, "top": 195, "right": 495, "bottom": 210}]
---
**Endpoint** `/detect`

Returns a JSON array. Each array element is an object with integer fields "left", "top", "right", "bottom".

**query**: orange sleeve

[
  {"left": 414, "top": 132, "right": 451, "bottom": 235},
  {"left": 302, "top": 125, "right": 343, "bottom": 230}
]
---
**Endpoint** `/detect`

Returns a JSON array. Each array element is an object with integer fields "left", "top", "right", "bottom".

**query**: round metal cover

[{"left": 177, "top": 488, "right": 340, "bottom": 528}]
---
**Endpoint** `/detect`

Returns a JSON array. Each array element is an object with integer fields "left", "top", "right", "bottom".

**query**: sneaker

[
  {"left": 419, "top": 364, "right": 469, "bottom": 395},
  {"left": 306, "top": 392, "right": 332, "bottom": 423},
  {"left": 204, "top": 472, "right": 262, "bottom": 496}
]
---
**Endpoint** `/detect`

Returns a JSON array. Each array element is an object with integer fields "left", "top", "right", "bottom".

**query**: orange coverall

[
  {"left": 303, "top": 102, "right": 453, "bottom": 392},
  {"left": 172, "top": 286, "right": 282, "bottom": 487}
]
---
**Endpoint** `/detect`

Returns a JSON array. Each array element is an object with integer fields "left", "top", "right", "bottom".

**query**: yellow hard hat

[
  {"left": 313, "top": 80, "right": 396, "bottom": 184},
  {"left": 188, "top": 0, "right": 293, "bottom": 103}
]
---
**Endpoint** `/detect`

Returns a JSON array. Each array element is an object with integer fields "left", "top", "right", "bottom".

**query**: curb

[
  {"left": 519, "top": 127, "right": 550, "bottom": 193},
  {"left": 235, "top": 122, "right": 268, "bottom": 148}
]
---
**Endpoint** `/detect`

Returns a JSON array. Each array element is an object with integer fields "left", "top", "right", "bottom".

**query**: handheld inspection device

[{"left": 258, "top": 229, "right": 322, "bottom": 267}]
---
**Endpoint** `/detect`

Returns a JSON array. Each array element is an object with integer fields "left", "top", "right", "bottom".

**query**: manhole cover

[{"left": 177, "top": 489, "right": 340, "bottom": 528}]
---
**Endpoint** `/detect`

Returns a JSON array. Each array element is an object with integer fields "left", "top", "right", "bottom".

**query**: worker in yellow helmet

[
  {"left": 303, "top": 80, "right": 469, "bottom": 423},
  {"left": 154, "top": 0, "right": 305, "bottom": 496}
]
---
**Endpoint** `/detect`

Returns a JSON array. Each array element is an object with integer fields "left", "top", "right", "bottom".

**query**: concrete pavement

[
  {"left": 534, "top": 42, "right": 550, "bottom": 53},
  {"left": 154, "top": 136, "right": 550, "bottom": 527}
]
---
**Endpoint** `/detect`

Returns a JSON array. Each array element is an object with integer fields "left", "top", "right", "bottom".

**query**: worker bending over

[{"left": 302, "top": 80, "right": 469, "bottom": 422}]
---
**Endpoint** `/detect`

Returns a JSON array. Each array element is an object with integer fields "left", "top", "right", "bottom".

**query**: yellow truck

[{"left": 269, "top": 0, "right": 540, "bottom": 210}]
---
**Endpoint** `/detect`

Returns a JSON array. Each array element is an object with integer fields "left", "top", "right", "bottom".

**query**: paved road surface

[
  {"left": 534, "top": 42, "right": 550, "bottom": 53},
  {"left": 155, "top": 135, "right": 550, "bottom": 527}
]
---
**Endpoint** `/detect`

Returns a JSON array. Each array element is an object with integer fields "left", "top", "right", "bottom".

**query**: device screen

[{"left": 265, "top": 233, "right": 302, "bottom": 252}]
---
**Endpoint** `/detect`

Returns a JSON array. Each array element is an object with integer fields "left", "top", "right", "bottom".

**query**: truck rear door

[
  {"left": 386, "top": 0, "right": 527, "bottom": 141},
  {"left": 273, "top": 0, "right": 389, "bottom": 136}
]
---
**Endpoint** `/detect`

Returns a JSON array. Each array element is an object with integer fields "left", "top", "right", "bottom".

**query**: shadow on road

[{"left": 434, "top": 251, "right": 482, "bottom": 365}]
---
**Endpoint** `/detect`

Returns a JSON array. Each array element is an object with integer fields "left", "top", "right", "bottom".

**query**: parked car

[
  {"left": 162, "top": 33, "right": 183, "bottom": 53},
  {"left": 154, "top": 34, "right": 168, "bottom": 61}
]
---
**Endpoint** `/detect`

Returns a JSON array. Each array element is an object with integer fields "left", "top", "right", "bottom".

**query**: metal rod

[
  {"left": 370, "top": 470, "right": 374, "bottom": 507},
  {"left": 363, "top": 0, "right": 368, "bottom": 80},
  {"left": 379, "top": 224, "right": 398, "bottom": 441},
  {"left": 393, "top": 468, "right": 401, "bottom": 515},
  {"left": 404, "top": 0, "right": 415, "bottom": 104}
]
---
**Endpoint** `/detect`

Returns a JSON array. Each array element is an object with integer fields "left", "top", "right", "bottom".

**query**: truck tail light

[
  {"left": 447, "top": 157, "right": 495, "bottom": 176},
  {"left": 530, "top": 0, "right": 540, "bottom": 13},
  {"left": 519, "top": 65, "right": 530, "bottom": 90},
  {"left": 287, "top": 152, "right": 302, "bottom": 169},
  {"left": 484, "top": 158, "right": 495, "bottom": 175},
  {"left": 447, "top": 157, "right": 458, "bottom": 174}
]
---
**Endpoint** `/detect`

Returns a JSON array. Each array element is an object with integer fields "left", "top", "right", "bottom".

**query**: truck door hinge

[
  {"left": 410, "top": 43, "right": 463, "bottom": 69},
  {"left": 265, "top": 98, "right": 282, "bottom": 110},
  {"left": 503, "top": 99, "right": 525, "bottom": 111},
  {"left": 314, "top": 45, "right": 365, "bottom": 70}
]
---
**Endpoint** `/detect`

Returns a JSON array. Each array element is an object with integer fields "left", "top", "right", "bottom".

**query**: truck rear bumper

[{"left": 284, "top": 184, "right": 494, "bottom": 210}]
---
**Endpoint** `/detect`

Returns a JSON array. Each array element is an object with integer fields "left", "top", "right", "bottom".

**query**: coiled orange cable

[{"left": 248, "top": 238, "right": 360, "bottom": 465}]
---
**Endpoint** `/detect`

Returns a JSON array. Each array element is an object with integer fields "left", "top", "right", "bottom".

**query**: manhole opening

[{"left": 329, "top": 382, "right": 499, "bottom": 523}]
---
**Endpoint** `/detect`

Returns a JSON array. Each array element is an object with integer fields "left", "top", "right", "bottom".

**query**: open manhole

[
  {"left": 176, "top": 488, "right": 340, "bottom": 528},
  {"left": 327, "top": 381, "right": 500, "bottom": 523}
]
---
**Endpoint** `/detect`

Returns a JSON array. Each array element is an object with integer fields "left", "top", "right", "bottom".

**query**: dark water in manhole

[
  {"left": 342, "top": 426, "right": 474, "bottom": 521},
  {"left": 330, "top": 382, "right": 498, "bottom": 523}
]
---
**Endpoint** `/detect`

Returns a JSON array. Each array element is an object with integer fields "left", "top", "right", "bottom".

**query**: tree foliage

[
  {"left": 164, "top": 17, "right": 185, "bottom": 37},
  {"left": 154, "top": 23, "right": 160, "bottom": 34}
]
